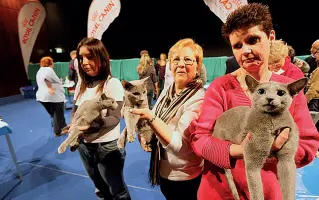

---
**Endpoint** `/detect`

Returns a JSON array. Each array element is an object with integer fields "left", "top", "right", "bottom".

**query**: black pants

[
  {"left": 308, "top": 99, "right": 319, "bottom": 131},
  {"left": 40, "top": 101, "right": 66, "bottom": 135},
  {"left": 147, "top": 90, "right": 154, "bottom": 109},
  {"left": 159, "top": 79, "right": 165, "bottom": 95},
  {"left": 78, "top": 140, "right": 131, "bottom": 200},
  {"left": 160, "top": 175, "right": 201, "bottom": 200}
]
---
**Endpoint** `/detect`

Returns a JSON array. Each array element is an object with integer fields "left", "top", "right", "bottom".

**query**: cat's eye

[
  {"left": 133, "top": 92, "right": 140, "bottom": 95},
  {"left": 257, "top": 89, "right": 265, "bottom": 95},
  {"left": 277, "top": 90, "right": 286, "bottom": 96},
  {"left": 143, "top": 91, "right": 146, "bottom": 94}
]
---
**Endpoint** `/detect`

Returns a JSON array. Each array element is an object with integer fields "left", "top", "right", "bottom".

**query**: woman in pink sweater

[{"left": 189, "top": 3, "right": 319, "bottom": 200}]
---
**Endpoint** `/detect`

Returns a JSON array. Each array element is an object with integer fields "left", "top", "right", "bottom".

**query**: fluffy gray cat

[
  {"left": 117, "top": 77, "right": 153, "bottom": 152},
  {"left": 58, "top": 93, "right": 118, "bottom": 154},
  {"left": 213, "top": 75, "right": 307, "bottom": 200}
]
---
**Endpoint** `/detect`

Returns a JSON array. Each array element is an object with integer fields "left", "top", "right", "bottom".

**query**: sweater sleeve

[
  {"left": 189, "top": 81, "right": 234, "bottom": 169},
  {"left": 292, "top": 91, "right": 319, "bottom": 168},
  {"left": 163, "top": 96, "right": 203, "bottom": 155}
]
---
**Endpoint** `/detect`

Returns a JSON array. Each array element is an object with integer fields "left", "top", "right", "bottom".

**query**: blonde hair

[
  {"left": 137, "top": 54, "right": 152, "bottom": 74},
  {"left": 269, "top": 40, "right": 288, "bottom": 64},
  {"left": 168, "top": 38, "right": 203, "bottom": 73},
  {"left": 40, "top": 56, "right": 53, "bottom": 67},
  {"left": 70, "top": 50, "right": 76, "bottom": 58}
]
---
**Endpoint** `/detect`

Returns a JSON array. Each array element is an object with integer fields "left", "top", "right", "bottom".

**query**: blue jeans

[{"left": 78, "top": 139, "right": 131, "bottom": 200}]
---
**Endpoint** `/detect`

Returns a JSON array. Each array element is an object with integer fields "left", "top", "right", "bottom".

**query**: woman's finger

[
  {"left": 78, "top": 125, "right": 90, "bottom": 131},
  {"left": 272, "top": 128, "right": 290, "bottom": 151}
]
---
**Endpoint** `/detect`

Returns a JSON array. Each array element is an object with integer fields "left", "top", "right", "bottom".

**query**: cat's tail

[
  {"left": 225, "top": 169, "right": 240, "bottom": 200},
  {"left": 117, "top": 127, "right": 128, "bottom": 149}
]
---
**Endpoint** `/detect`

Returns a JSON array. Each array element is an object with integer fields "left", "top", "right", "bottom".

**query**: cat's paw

[
  {"left": 117, "top": 137, "right": 126, "bottom": 149},
  {"left": 127, "top": 133, "right": 136, "bottom": 143},
  {"left": 139, "top": 135, "right": 152, "bottom": 152},
  {"left": 58, "top": 145, "right": 67, "bottom": 154}
]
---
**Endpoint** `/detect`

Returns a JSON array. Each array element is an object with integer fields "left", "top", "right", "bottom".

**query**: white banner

[
  {"left": 204, "top": 0, "right": 248, "bottom": 23},
  {"left": 87, "top": 0, "right": 121, "bottom": 40},
  {"left": 18, "top": 1, "right": 46, "bottom": 77}
]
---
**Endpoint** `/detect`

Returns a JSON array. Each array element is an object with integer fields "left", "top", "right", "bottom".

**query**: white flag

[
  {"left": 18, "top": 1, "right": 46, "bottom": 77},
  {"left": 204, "top": 0, "right": 248, "bottom": 23},
  {"left": 87, "top": 0, "right": 121, "bottom": 40}
]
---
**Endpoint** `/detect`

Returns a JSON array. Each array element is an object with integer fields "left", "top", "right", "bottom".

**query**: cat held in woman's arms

[
  {"left": 117, "top": 77, "right": 154, "bottom": 152},
  {"left": 213, "top": 75, "right": 308, "bottom": 200}
]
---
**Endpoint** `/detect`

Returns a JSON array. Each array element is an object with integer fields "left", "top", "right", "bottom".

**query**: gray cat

[
  {"left": 117, "top": 77, "right": 153, "bottom": 152},
  {"left": 213, "top": 75, "right": 307, "bottom": 200},
  {"left": 58, "top": 93, "right": 118, "bottom": 154}
]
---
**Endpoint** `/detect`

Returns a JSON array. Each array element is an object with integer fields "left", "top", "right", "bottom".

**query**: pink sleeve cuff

[{"left": 202, "top": 137, "right": 233, "bottom": 169}]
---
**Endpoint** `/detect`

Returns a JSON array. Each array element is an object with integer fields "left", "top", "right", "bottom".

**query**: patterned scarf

[{"left": 149, "top": 77, "right": 202, "bottom": 186}]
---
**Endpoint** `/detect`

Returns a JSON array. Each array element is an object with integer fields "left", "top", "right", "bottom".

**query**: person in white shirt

[
  {"left": 72, "top": 38, "right": 131, "bottom": 200},
  {"left": 164, "top": 61, "right": 174, "bottom": 90},
  {"left": 130, "top": 38, "right": 204, "bottom": 200},
  {"left": 36, "top": 56, "right": 66, "bottom": 136}
]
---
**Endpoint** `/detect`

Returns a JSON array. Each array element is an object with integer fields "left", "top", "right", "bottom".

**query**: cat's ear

[
  {"left": 100, "top": 93, "right": 107, "bottom": 100},
  {"left": 141, "top": 76, "right": 150, "bottom": 84},
  {"left": 287, "top": 77, "right": 308, "bottom": 97},
  {"left": 122, "top": 80, "right": 134, "bottom": 90},
  {"left": 245, "top": 75, "right": 260, "bottom": 93}
]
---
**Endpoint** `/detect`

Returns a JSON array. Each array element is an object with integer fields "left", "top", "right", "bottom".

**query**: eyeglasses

[{"left": 172, "top": 57, "right": 196, "bottom": 66}]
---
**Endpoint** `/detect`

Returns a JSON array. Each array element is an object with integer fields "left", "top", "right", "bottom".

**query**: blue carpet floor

[{"left": 0, "top": 97, "right": 318, "bottom": 200}]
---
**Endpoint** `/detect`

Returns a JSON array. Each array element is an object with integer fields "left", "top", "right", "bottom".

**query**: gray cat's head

[
  {"left": 245, "top": 75, "right": 308, "bottom": 113},
  {"left": 99, "top": 93, "right": 118, "bottom": 110},
  {"left": 122, "top": 77, "right": 149, "bottom": 106}
]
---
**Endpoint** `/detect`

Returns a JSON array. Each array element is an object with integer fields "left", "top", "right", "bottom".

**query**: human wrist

[
  {"left": 229, "top": 144, "right": 243, "bottom": 158},
  {"left": 147, "top": 115, "right": 156, "bottom": 124}
]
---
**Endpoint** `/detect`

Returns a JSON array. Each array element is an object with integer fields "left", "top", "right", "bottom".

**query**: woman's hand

[
  {"left": 230, "top": 128, "right": 290, "bottom": 158},
  {"left": 271, "top": 128, "right": 290, "bottom": 151},
  {"left": 48, "top": 87, "right": 56, "bottom": 95},
  {"left": 230, "top": 133, "right": 252, "bottom": 158},
  {"left": 129, "top": 108, "right": 153, "bottom": 120}
]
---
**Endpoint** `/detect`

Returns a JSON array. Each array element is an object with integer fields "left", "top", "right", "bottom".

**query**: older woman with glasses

[{"left": 130, "top": 38, "right": 205, "bottom": 200}]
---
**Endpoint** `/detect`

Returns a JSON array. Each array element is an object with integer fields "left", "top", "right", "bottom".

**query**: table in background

[{"left": 0, "top": 121, "right": 23, "bottom": 181}]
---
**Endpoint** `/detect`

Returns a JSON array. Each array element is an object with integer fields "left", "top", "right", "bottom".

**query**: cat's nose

[{"left": 266, "top": 97, "right": 274, "bottom": 102}]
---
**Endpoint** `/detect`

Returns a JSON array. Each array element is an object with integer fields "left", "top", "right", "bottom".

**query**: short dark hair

[
  {"left": 287, "top": 45, "right": 295, "bottom": 61},
  {"left": 140, "top": 50, "right": 149, "bottom": 56},
  {"left": 221, "top": 3, "right": 273, "bottom": 43}
]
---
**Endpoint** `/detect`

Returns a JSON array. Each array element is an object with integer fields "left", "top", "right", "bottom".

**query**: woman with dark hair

[
  {"left": 72, "top": 37, "right": 131, "bottom": 200},
  {"left": 189, "top": 3, "right": 319, "bottom": 199}
]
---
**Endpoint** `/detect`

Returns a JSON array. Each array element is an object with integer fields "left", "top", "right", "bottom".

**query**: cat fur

[
  {"left": 117, "top": 77, "right": 153, "bottom": 152},
  {"left": 213, "top": 75, "right": 307, "bottom": 200},
  {"left": 58, "top": 93, "right": 118, "bottom": 154}
]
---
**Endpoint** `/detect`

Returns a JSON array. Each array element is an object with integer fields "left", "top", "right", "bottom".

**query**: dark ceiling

[{"left": 40, "top": 0, "right": 318, "bottom": 61}]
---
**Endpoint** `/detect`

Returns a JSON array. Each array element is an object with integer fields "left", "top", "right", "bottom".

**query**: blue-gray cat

[
  {"left": 213, "top": 75, "right": 307, "bottom": 200},
  {"left": 117, "top": 77, "right": 153, "bottom": 152}
]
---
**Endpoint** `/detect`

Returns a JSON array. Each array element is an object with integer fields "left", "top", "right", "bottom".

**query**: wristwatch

[{"left": 148, "top": 115, "right": 156, "bottom": 124}]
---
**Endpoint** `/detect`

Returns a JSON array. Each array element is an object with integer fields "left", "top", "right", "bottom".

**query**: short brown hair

[
  {"left": 221, "top": 3, "right": 273, "bottom": 43},
  {"left": 140, "top": 50, "right": 149, "bottom": 57}
]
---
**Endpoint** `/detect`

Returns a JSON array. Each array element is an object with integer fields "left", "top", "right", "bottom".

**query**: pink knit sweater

[{"left": 189, "top": 73, "right": 319, "bottom": 200}]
